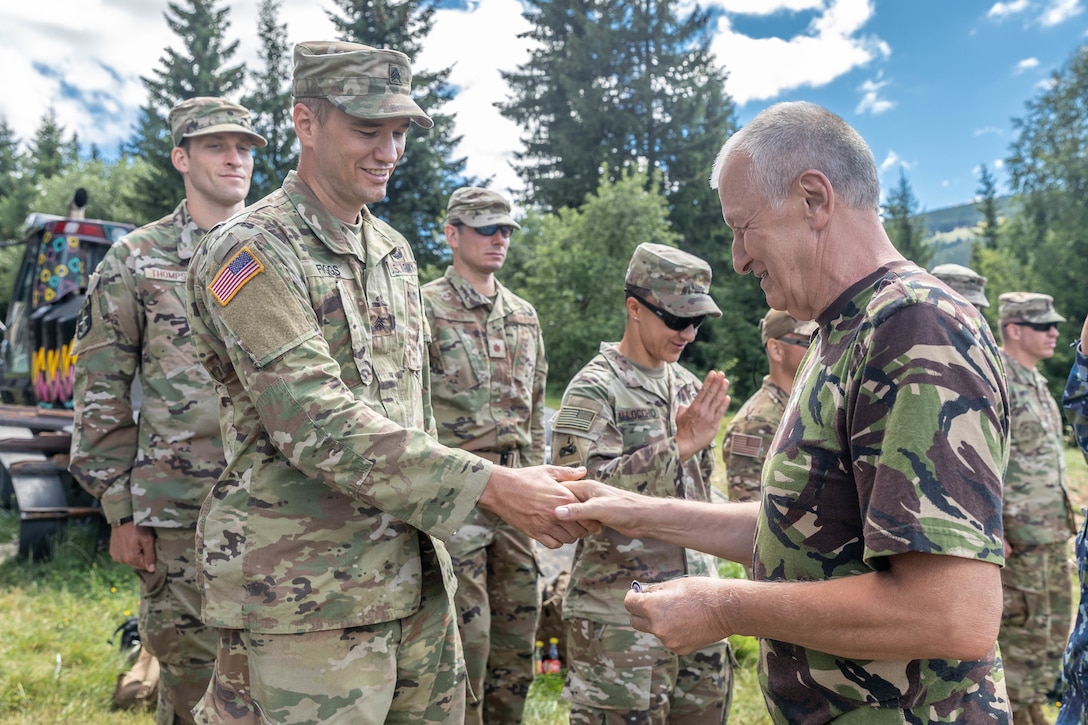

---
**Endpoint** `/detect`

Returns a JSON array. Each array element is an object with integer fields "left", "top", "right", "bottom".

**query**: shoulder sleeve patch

[
  {"left": 553, "top": 405, "right": 598, "bottom": 433},
  {"left": 728, "top": 433, "right": 766, "bottom": 458},
  {"left": 210, "top": 246, "right": 264, "bottom": 306}
]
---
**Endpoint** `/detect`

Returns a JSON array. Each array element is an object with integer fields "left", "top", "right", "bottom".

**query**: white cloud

[
  {"left": 855, "top": 76, "right": 894, "bottom": 114},
  {"left": 988, "top": 0, "right": 1031, "bottom": 19},
  {"left": 707, "top": 0, "right": 889, "bottom": 105},
  {"left": 973, "top": 126, "right": 1005, "bottom": 137},
  {"left": 1039, "top": 0, "right": 1083, "bottom": 26},
  {"left": 1015, "top": 57, "right": 1041, "bottom": 73},
  {"left": 879, "top": 150, "right": 902, "bottom": 173},
  {"left": 717, "top": 0, "right": 823, "bottom": 14}
]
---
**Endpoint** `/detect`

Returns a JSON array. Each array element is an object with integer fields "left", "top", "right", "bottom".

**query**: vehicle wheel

[{"left": 18, "top": 519, "right": 63, "bottom": 561}]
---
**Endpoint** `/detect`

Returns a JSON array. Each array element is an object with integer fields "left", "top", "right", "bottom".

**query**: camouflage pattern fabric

[
  {"left": 720, "top": 375, "right": 788, "bottom": 503},
  {"left": 195, "top": 561, "right": 464, "bottom": 725},
  {"left": 564, "top": 617, "right": 732, "bottom": 724},
  {"left": 754, "top": 261, "right": 1011, "bottom": 724},
  {"left": 999, "top": 350, "right": 1076, "bottom": 545},
  {"left": 998, "top": 349, "right": 1076, "bottom": 712},
  {"left": 551, "top": 342, "right": 731, "bottom": 722},
  {"left": 1001, "top": 541, "right": 1073, "bottom": 708},
  {"left": 68, "top": 200, "right": 222, "bottom": 725},
  {"left": 186, "top": 171, "right": 492, "bottom": 717},
  {"left": 138, "top": 529, "right": 216, "bottom": 725},
  {"left": 70, "top": 200, "right": 224, "bottom": 526},
  {"left": 422, "top": 266, "right": 546, "bottom": 724},
  {"left": 1058, "top": 344, "right": 1088, "bottom": 725}
]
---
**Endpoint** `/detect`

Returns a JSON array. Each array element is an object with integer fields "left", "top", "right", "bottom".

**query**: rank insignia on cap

[{"left": 210, "top": 247, "right": 264, "bottom": 306}]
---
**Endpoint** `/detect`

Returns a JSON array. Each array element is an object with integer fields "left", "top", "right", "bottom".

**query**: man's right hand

[
  {"left": 109, "top": 521, "right": 156, "bottom": 572},
  {"left": 477, "top": 464, "right": 602, "bottom": 548}
]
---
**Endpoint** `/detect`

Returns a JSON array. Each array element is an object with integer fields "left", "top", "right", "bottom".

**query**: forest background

[{"left": 1, "top": 0, "right": 1087, "bottom": 403}]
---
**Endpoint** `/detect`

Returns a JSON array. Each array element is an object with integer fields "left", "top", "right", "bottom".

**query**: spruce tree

[
  {"left": 326, "top": 0, "right": 473, "bottom": 266},
  {"left": 27, "top": 107, "right": 77, "bottom": 181},
  {"left": 125, "top": 0, "right": 246, "bottom": 223},
  {"left": 243, "top": 0, "right": 298, "bottom": 201},
  {"left": 882, "top": 169, "right": 931, "bottom": 268},
  {"left": 972, "top": 163, "right": 1000, "bottom": 266}
]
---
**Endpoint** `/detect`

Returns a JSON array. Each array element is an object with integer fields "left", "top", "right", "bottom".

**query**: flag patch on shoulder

[
  {"left": 729, "top": 433, "right": 765, "bottom": 458},
  {"left": 554, "top": 406, "right": 598, "bottom": 432},
  {"left": 210, "top": 247, "right": 263, "bottom": 306}
]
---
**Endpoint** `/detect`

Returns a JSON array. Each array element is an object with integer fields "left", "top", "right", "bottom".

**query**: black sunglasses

[
  {"left": 776, "top": 335, "right": 812, "bottom": 348},
  {"left": 627, "top": 292, "right": 707, "bottom": 331},
  {"left": 459, "top": 223, "right": 514, "bottom": 239},
  {"left": 1011, "top": 321, "right": 1059, "bottom": 333}
]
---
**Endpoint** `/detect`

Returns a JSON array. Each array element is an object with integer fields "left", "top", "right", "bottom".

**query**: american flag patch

[
  {"left": 210, "top": 247, "right": 263, "bottom": 306},
  {"left": 554, "top": 406, "right": 598, "bottom": 432},
  {"left": 729, "top": 433, "right": 765, "bottom": 458}
]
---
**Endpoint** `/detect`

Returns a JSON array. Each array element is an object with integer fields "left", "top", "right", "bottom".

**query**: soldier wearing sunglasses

[
  {"left": 550, "top": 242, "right": 733, "bottom": 724},
  {"left": 422, "top": 187, "right": 547, "bottom": 725},
  {"left": 721, "top": 310, "right": 816, "bottom": 508},
  {"left": 996, "top": 291, "right": 1076, "bottom": 725}
]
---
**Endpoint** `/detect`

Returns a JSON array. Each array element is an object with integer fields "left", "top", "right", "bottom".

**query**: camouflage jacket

[
  {"left": 551, "top": 343, "right": 718, "bottom": 626},
  {"left": 421, "top": 267, "right": 546, "bottom": 465},
  {"left": 1063, "top": 341, "right": 1088, "bottom": 464},
  {"left": 1000, "top": 349, "right": 1075, "bottom": 543},
  {"left": 721, "top": 375, "right": 788, "bottom": 503},
  {"left": 69, "top": 200, "right": 223, "bottom": 528},
  {"left": 186, "top": 171, "right": 492, "bottom": 633},
  {"left": 756, "top": 262, "right": 1009, "bottom": 724}
]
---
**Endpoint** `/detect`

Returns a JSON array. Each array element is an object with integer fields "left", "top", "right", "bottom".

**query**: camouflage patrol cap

[
  {"left": 931, "top": 263, "right": 989, "bottom": 308},
  {"left": 168, "top": 97, "right": 267, "bottom": 148},
  {"left": 624, "top": 243, "right": 722, "bottom": 318},
  {"left": 998, "top": 291, "right": 1067, "bottom": 324},
  {"left": 292, "top": 41, "right": 433, "bottom": 129},
  {"left": 759, "top": 309, "right": 817, "bottom": 346},
  {"left": 446, "top": 187, "right": 521, "bottom": 229}
]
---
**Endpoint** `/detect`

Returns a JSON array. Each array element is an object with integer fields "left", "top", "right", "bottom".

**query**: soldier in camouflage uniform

[
  {"left": 421, "top": 187, "right": 547, "bottom": 724},
  {"left": 931, "top": 263, "right": 990, "bottom": 311},
  {"left": 720, "top": 309, "right": 815, "bottom": 504},
  {"left": 551, "top": 242, "right": 733, "bottom": 724},
  {"left": 1059, "top": 312, "right": 1088, "bottom": 725},
  {"left": 996, "top": 292, "right": 1076, "bottom": 725},
  {"left": 556, "top": 102, "right": 1013, "bottom": 724},
  {"left": 183, "top": 42, "right": 590, "bottom": 725},
  {"left": 69, "top": 97, "right": 267, "bottom": 724}
]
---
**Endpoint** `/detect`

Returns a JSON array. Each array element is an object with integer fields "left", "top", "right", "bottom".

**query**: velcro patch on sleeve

[
  {"left": 728, "top": 433, "right": 765, "bottom": 458},
  {"left": 553, "top": 405, "right": 598, "bottom": 433},
  {"left": 210, "top": 246, "right": 264, "bottom": 306}
]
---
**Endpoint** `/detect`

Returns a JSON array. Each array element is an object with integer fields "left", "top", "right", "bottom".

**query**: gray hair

[{"left": 709, "top": 101, "right": 880, "bottom": 211}]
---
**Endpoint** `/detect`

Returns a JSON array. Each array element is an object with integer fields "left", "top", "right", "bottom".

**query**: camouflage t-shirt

[
  {"left": 70, "top": 200, "right": 223, "bottom": 527},
  {"left": 721, "top": 375, "right": 788, "bottom": 503},
  {"left": 421, "top": 266, "right": 547, "bottom": 464},
  {"left": 1064, "top": 342, "right": 1088, "bottom": 465},
  {"left": 551, "top": 343, "right": 719, "bottom": 625},
  {"left": 1000, "top": 349, "right": 1075, "bottom": 543},
  {"left": 755, "top": 261, "right": 1009, "bottom": 724},
  {"left": 186, "top": 171, "right": 492, "bottom": 633}
]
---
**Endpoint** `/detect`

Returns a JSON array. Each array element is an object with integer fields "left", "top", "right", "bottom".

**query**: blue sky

[{"left": 2, "top": 0, "right": 1086, "bottom": 213}]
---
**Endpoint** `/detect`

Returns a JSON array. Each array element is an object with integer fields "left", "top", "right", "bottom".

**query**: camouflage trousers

[
  {"left": 447, "top": 507, "right": 541, "bottom": 725},
  {"left": 137, "top": 527, "right": 217, "bottom": 725},
  {"left": 1058, "top": 512, "right": 1088, "bottom": 725},
  {"left": 1000, "top": 539, "right": 1074, "bottom": 709},
  {"left": 192, "top": 561, "right": 466, "bottom": 725},
  {"left": 563, "top": 617, "right": 734, "bottom": 724}
]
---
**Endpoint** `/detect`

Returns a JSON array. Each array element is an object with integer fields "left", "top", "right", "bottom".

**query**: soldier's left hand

[
  {"left": 625, "top": 576, "right": 735, "bottom": 654},
  {"left": 675, "top": 370, "right": 731, "bottom": 460}
]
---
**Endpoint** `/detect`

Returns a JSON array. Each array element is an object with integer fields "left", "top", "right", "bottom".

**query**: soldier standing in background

[
  {"left": 550, "top": 242, "right": 733, "bottom": 724},
  {"left": 185, "top": 42, "right": 591, "bottom": 724},
  {"left": 997, "top": 292, "right": 1077, "bottom": 725},
  {"left": 720, "top": 309, "right": 815, "bottom": 504},
  {"left": 422, "top": 187, "right": 547, "bottom": 724},
  {"left": 931, "top": 262, "right": 990, "bottom": 311},
  {"left": 69, "top": 97, "right": 267, "bottom": 724}
]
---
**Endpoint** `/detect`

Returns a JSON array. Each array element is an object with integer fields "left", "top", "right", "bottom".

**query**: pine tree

[
  {"left": 972, "top": 163, "right": 1000, "bottom": 264},
  {"left": 883, "top": 169, "right": 932, "bottom": 267},
  {"left": 125, "top": 0, "right": 246, "bottom": 223},
  {"left": 243, "top": 0, "right": 297, "bottom": 201},
  {"left": 325, "top": 0, "right": 473, "bottom": 266},
  {"left": 27, "top": 107, "right": 77, "bottom": 181}
]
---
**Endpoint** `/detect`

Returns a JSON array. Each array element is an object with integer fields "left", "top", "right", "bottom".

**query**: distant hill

[{"left": 917, "top": 195, "right": 1017, "bottom": 267}]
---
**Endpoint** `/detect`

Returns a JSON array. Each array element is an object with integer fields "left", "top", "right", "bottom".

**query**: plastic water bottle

[
  {"left": 533, "top": 640, "right": 544, "bottom": 674},
  {"left": 545, "top": 636, "right": 562, "bottom": 674}
]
